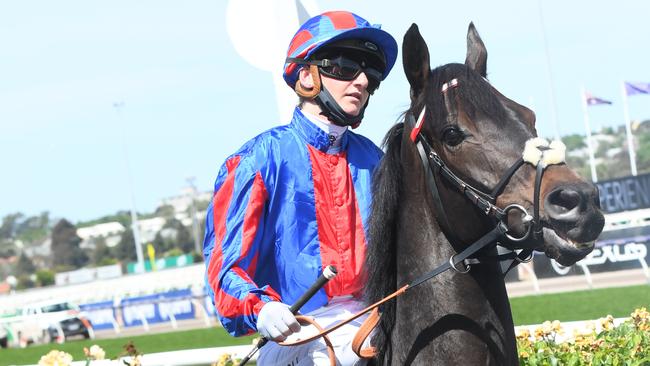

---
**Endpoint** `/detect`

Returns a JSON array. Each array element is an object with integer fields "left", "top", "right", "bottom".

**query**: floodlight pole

[
  {"left": 113, "top": 102, "right": 145, "bottom": 273},
  {"left": 187, "top": 177, "right": 202, "bottom": 254},
  {"left": 537, "top": 0, "right": 561, "bottom": 141}
]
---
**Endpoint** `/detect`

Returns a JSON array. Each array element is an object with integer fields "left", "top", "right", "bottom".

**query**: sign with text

[
  {"left": 80, "top": 300, "right": 116, "bottom": 330},
  {"left": 157, "top": 289, "right": 195, "bottom": 321},
  {"left": 597, "top": 173, "right": 650, "bottom": 214},
  {"left": 120, "top": 289, "right": 196, "bottom": 327}
]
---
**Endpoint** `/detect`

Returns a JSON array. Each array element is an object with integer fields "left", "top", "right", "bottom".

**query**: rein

[{"left": 277, "top": 78, "right": 568, "bottom": 362}]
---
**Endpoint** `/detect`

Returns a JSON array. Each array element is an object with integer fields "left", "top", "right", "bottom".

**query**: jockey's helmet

[{"left": 283, "top": 11, "right": 397, "bottom": 90}]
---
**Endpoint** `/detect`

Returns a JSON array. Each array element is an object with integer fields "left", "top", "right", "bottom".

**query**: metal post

[
  {"left": 537, "top": 0, "right": 561, "bottom": 141},
  {"left": 579, "top": 262, "right": 593, "bottom": 289},
  {"left": 580, "top": 87, "right": 598, "bottom": 183},
  {"left": 187, "top": 177, "right": 202, "bottom": 254},
  {"left": 113, "top": 102, "right": 145, "bottom": 273},
  {"left": 621, "top": 82, "right": 638, "bottom": 176}
]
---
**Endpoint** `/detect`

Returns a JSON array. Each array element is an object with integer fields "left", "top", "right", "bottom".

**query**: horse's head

[{"left": 402, "top": 23, "right": 604, "bottom": 266}]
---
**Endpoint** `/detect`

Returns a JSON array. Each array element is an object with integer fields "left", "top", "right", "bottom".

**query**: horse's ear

[
  {"left": 403, "top": 23, "right": 430, "bottom": 100},
  {"left": 465, "top": 22, "right": 487, "bottom": 77}
]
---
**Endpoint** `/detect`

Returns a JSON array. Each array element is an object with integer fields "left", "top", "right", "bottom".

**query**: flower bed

[{"left": 516, "top": 307, "right": 649, "bottom": 365}]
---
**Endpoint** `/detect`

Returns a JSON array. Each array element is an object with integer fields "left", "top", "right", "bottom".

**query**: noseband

[{"left": 407, "top": 78, "right": 567, "bottom": 273}]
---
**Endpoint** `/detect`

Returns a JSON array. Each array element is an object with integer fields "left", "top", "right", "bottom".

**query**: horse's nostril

[{"left": 547, "top": 188, "right": 581, "bottom": 213}]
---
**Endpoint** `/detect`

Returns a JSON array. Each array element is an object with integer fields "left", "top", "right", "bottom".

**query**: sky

[{"left": 0, "top": 0, "right": 648, "bottom": 224}]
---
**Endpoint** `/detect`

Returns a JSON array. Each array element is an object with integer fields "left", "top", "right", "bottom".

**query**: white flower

[
  {"left": 38, "top": 350, "right": 73, "bottom": 366},
  {"left": 88, "top": 345, "right": 106, "bottom": 360}
]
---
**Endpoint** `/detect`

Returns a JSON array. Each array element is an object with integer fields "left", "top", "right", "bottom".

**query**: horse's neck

[{"left": 392, "top": 191, "right": 517, "bottom": 365}]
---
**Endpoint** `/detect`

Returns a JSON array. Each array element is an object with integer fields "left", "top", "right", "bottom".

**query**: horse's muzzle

[{"left": 543, "top": 182, "right": 605, "bottom": 244}]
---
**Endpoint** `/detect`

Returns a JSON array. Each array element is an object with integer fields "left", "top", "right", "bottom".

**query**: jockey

[{"left": 203, "top": 10, "right": 397, "bottom": 365}]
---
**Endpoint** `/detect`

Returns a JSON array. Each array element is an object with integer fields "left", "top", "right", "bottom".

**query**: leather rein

[{"left": 276, "top": 78, "right": 567, "bottom": 362}]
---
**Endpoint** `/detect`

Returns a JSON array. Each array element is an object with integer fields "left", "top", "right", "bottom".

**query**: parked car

[
  {"left": 0, "top": 310, "right": 40, "bottom": 348},
  {"left": 18, "top": 300, "right": 94, "bottom": 343}
]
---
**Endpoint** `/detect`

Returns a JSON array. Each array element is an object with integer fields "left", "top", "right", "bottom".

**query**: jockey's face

[
  {"left": 319, "top": 68, "right": 370, "bottom": 117},
  {"left": 297, "top": 61, "right": 372, "bottom": 121}
]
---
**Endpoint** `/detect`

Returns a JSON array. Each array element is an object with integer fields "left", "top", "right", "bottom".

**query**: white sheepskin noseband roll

[{"left": 522, "top": 138, "right": 566, "bottom": 166}]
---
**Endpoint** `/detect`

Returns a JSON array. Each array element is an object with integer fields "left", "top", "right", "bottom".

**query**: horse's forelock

[{"left": 414, "top": 64, "right": 507, "bottom": 134}]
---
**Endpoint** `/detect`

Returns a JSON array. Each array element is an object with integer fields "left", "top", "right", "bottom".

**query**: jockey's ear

[
  {"left": 402, "top": 23, "right": 430, "bottom": 101},
  {"left": 295, "top": 65, "right": 321, "bottom": 99},
  {"left": 298, "top": 66, "right": 315, "bottom": 89},
  {"left": 465, "top": 22, "right": 487, "bottom": 78}
]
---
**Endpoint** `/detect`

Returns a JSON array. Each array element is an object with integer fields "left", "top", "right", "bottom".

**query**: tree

[
  {"left": 561, "top": 134, "right": 586, "bottom": 151},
  {"left": 154, "top": 204, "right": 176, "bottom": 219},
  {"left": 16, "top": 211, "right": 49, "bottom": 244},
  {"left": 0, "top": 240, "right": 16, "bottom": 258},
  {"left": 114, "top": 228, "right": 137, "bottom": 261},
  {"left": 90, "top": 238, "right": 114, "bottom": 266},
  {"left": 15, "top": 253, "right": 36, "bottom": 276},
  {"left": 158, "top": 218, "right": 194, "bottom": 254},
  {"left": 51, "top": 219, "right": 88, "bottom": 269},
  {"left": 77, "top": 210, "right": 132, "bottom": 229},
  {"left": 153, "top": 231, "right": 174, "bottom": 254},
  {"left": 35, "top": 269, "right": 55, "bottom": 286},
  {"left": 176, "top": 225, "right": 194, "bottom": 253},
  {"left": 0, "top": 213, "right": 23, "bottom": 240},
  {"left": 16, "top": 274, "right": 35, "bottom": 290}
]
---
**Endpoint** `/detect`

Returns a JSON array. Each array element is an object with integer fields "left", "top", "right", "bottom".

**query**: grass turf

[
  {"left": 1, "top": 285, "right": 648, "bottom": 365},
  {"left": 0, "top": 327, "right": 257, "bottom": 366},
  {"left": 510, "top": 284, "right": 650, "bottom": 325}
]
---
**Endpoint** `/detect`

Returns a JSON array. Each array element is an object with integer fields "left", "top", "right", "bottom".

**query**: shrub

[
  {"left": 35, "top": 269, "right": 55, "bottom": 286},
  {"left": 517, "top": 308, "right": 650, "bottom": 365}
]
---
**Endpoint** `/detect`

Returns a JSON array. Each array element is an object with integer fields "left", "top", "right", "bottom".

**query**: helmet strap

[
  {"left": 295, "top": 64, "right": 369, "bottom": 128},
  {"left": 315, "top": 84, "right": 369, "bottom": 128},
  {"left": 295, "top": 65, "right": 321, "bottom": 99}
]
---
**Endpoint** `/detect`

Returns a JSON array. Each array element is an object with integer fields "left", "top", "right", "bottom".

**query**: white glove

[{"left": 256, "top": 301, "right": 301, "bottom": 342}]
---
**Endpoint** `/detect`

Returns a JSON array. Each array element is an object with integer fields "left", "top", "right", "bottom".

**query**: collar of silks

[{"left": 522, "top": 137, "right": 566, "bottom": 167}]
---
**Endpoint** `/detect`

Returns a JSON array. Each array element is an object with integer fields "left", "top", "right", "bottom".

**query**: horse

[{"left": 364, "top": 23, "right": 605, "bottom": 365}]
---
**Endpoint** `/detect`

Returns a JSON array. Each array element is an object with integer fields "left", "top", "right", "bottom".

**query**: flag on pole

[
  {"left": 583, "top": 91, "right": 612, "bottom": 106},
  {"left": 624, "top": 82, "right": 650, "bottom": 96}
]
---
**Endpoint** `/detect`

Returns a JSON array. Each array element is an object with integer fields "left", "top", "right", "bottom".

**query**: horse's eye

[{"left": 442, "top": 126, "right": 465, "bottom": 146}]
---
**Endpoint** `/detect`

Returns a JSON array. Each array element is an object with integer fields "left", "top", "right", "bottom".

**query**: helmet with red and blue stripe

[{"left": 283, "top": 11, "right": 398, "bottom": 89}]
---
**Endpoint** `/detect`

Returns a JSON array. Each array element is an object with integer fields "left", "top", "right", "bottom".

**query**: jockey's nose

[{"left": 353, "top": 70, "right": 370, "bottom": 89}]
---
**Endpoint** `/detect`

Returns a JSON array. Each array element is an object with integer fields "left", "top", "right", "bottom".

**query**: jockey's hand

[{"left": 257, "top": 301, "right": 301, "bottom": 342}]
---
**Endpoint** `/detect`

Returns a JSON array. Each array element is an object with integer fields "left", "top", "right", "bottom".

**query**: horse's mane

[
  {"left": 364, "top": 62, "right": 507, "bottom": 364},
  {"left": 365, "top": 120, "right": 403, "bottom": 365}
]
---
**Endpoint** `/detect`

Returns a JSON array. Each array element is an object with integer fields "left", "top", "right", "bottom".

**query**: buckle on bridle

[
  {"left": 449, "top": 255, "right": 471, "bottom": 273},
  {"left": 501, "top": 204, "right": 534, "bottom": 242},
  {"left": 515, "top": 250, "right": 534, "bottom": 263}
]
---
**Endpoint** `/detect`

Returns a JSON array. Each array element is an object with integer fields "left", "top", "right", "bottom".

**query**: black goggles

[{"left": 287, "top": 56, "right": 383, "bottom": 94}]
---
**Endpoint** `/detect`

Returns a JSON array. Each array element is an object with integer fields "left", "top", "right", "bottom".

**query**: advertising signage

[{"left": 597, "top": 173, "right": 650, "bottom": 214}]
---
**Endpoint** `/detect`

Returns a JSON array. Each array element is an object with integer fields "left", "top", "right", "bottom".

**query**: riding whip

[{"left": 237, "top": 265, "right": 338, "bottom": 366}]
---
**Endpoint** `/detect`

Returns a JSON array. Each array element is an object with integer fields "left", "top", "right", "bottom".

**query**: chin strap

[{"left": 315, "top": 85, "right": 368, "bottom": 128}]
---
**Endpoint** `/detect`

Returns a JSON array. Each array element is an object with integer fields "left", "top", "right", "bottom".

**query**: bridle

[{"left": 407, "top": 78, "right": 567, "bottom": 274}]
